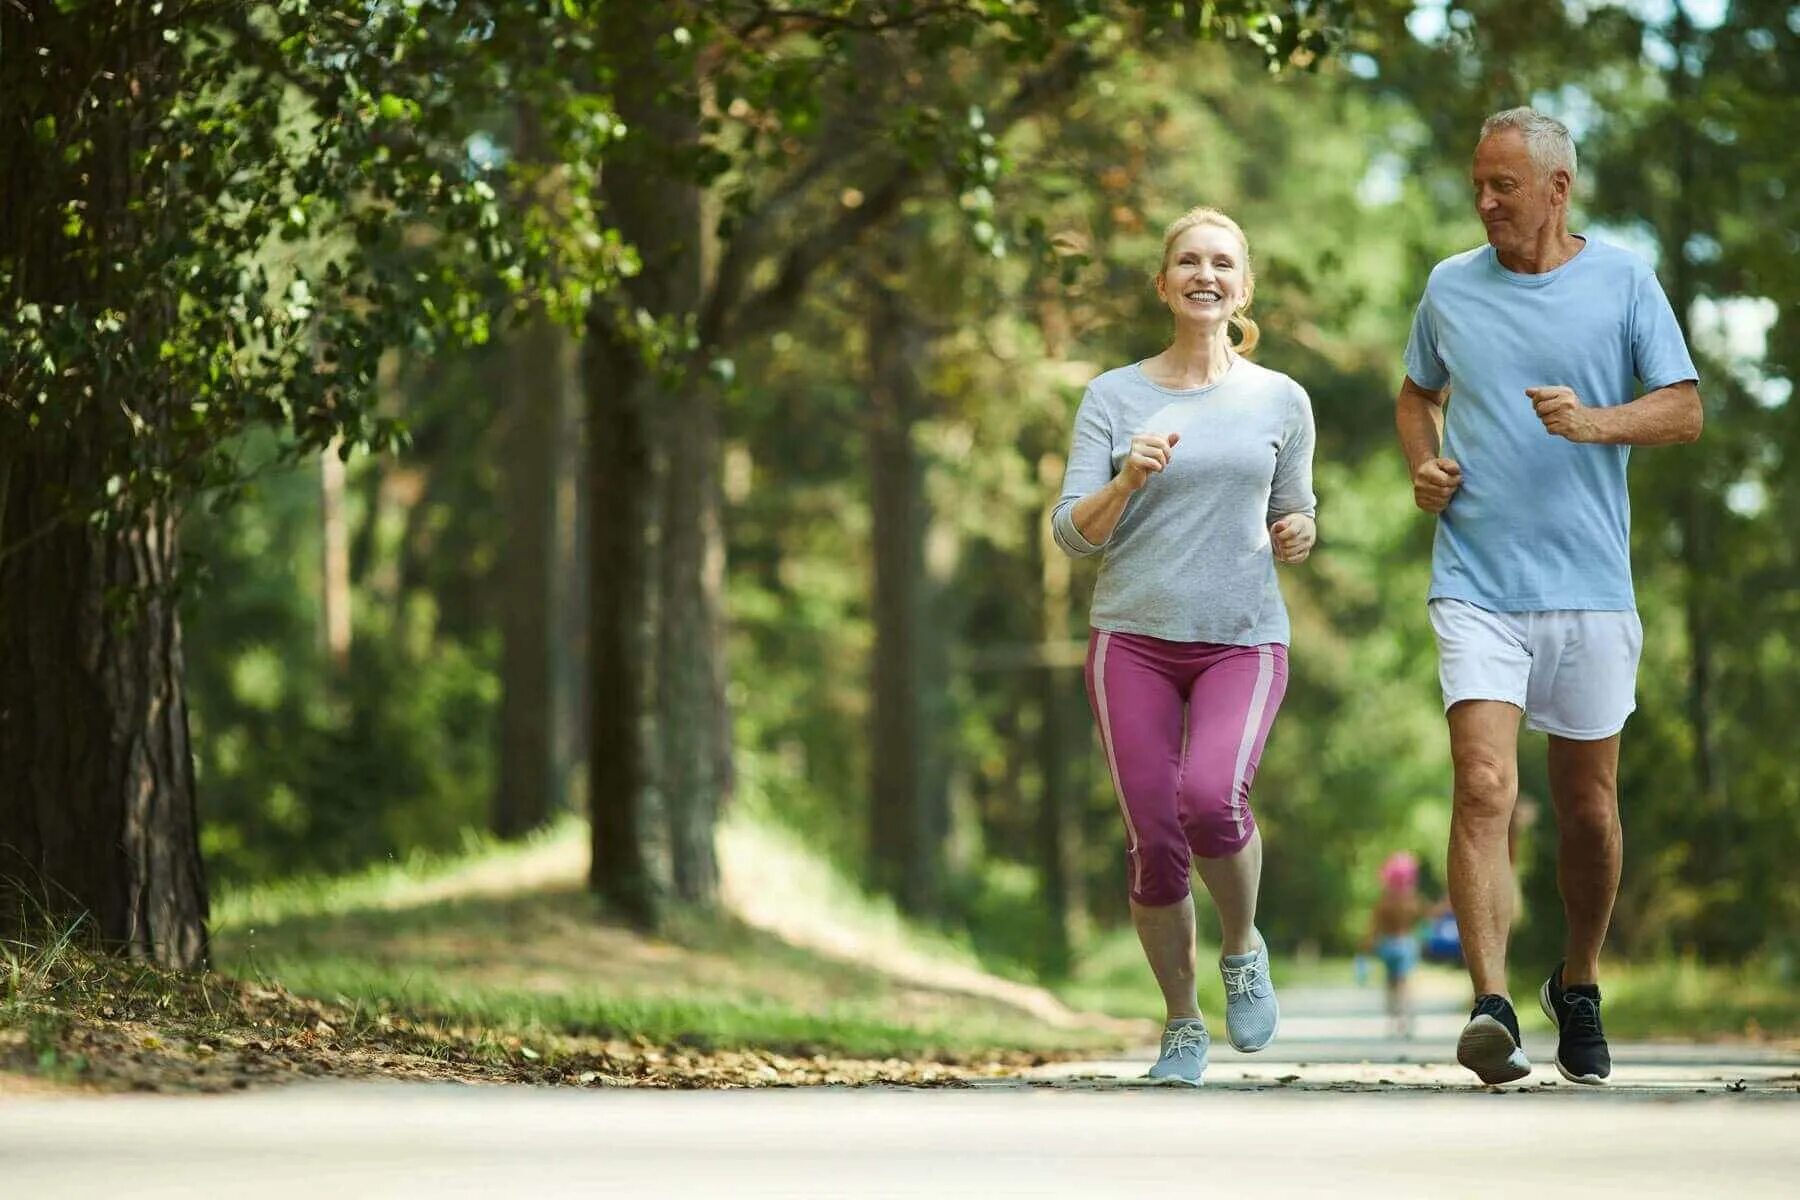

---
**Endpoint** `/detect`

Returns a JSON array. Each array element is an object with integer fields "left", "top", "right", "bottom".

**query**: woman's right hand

[{"left": 1117, "top": 430, "right": 1181, "bottom": 492}]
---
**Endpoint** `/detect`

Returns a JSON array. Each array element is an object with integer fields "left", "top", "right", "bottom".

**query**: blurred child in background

[{"left": 1362, "top": 852, "right": 1448, "bottom": 1038}]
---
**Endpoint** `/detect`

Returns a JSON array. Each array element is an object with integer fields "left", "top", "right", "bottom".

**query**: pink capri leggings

[{"left": 1084, "top": 629, "right": 1288, "bottom": 907}]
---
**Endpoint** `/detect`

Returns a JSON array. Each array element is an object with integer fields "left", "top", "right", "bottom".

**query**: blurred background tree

[{"left": 8, "top": 0, "right": 1792, "bottom": 983}]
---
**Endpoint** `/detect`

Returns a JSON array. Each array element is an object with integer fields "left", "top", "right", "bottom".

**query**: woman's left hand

[{"left": 1270, "top": 513, "right": 1316, "bottom": 564}]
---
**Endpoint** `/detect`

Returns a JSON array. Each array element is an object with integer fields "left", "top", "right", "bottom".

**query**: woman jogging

[{"left": 1050, "top": 206, "right": 1317, "bottom": 1086}]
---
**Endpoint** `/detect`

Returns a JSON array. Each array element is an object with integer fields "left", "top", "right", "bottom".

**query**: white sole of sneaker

[
  {"left": 1538, "top": 978, "right": 1610, "bottom": 1086},
  {"left": 1143, "top": 1072, "right": 1205, "bottom": 1088},
  {"left": 1456, "top": 1014, "right": 1532, "bottom": 1085}
]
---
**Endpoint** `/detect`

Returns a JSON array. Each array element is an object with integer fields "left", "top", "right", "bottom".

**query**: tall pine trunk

[
  {"left": 320, "top": 441, "right": 352, "bottom": 676},
  {"left": 657, "top": 373, "right": 729, "bottom": 904},
  {"left": 587, "top": 3, "right": 728, "bottom": 918},
  {"left": 0, "top": 8, "right": 207, "bottom": 967},
  {"left": 496, "top": 312, "right": 566, "bottom": 839},
  {"left": 584, "top": 323, "right": 660, "bottom": 923},
  {"left": 0, "top": 475, "right": 207, "bottom": 968},
  {"left": 1664, "top": 7, "right": 1723, "bottom": 816},
  {"left": 865, "top": 275, "right": 947, "bottom": 916},
  {"left": 1035, "top": 467, "right": 1083, "bottom": 974}
]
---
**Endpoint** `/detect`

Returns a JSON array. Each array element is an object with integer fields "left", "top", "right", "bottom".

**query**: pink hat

[{"left": 1380, "top": 851, "right": 1419, "bottom": 892}]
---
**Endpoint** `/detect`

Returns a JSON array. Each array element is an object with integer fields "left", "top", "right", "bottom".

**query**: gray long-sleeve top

[{"left": 1050, "top": 358, "right": 1317, "bottom": 647}]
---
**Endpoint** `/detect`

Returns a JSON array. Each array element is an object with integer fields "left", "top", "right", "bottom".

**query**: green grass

[
  {"left": 211, "top": 818, "right": 584, "bottom": 930},
  {"left": 207, "top": 814, "right": 1134, "bottom": 1062},
  {"left": 1514, "top": 957, "right": 1800, "bottom": 1043},
  {"left": 239, "top": 955, "right": 1098, "bottom": 1060}
]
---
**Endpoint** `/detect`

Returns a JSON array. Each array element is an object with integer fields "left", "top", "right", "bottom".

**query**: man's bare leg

[
  {"left": 1447, "top": 700, "right": 1523, "bottom": 999},
  {"left": 1546, "top": 733, "right": 1623, "bottom": 988}
]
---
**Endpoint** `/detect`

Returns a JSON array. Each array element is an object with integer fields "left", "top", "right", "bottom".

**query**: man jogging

[{"left": 1395, "top": 107, "right": 1702, "bottom": 1086}]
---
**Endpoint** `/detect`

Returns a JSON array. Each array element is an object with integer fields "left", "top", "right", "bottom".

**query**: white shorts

[{"left": 1428, "top": 598, "right": 1643, "bottom": 740}]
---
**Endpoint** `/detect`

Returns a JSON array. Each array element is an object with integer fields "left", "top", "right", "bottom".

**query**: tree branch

[{"left": 711, "top": 42, "right": 1103, "bottom": 349}]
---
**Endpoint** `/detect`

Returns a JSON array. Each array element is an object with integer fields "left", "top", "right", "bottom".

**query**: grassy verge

[
  {"left": 219, "top": 884, "right": 1127, "bottom": 1062},
  {"left": 211, "top": 816, "right": 1133, "bottom": 1059},
  {"left": 4, "top": 818, "right": 1134, "bottom": 1092},
  {"left": 1, "top": 918, "right": 1028, "bottom": 1093},
  {"left": 1513, "top": 957, "right": 1800, "bottom": 1044}
]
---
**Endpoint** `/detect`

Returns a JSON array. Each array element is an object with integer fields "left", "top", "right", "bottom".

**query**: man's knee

[
  {"left": 1557, "top": 787, "right": 1619, "bottom": 839},
  {"left": 1452, "top": 754, "right": 1515, "bottom": 824}
]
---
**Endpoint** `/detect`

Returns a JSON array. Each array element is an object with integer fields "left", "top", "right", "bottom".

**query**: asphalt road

[{"left": 5, "top": 977, "right": 1796, "bottom": 1198}]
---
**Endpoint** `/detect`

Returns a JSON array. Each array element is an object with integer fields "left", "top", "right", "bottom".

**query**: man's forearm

[
  {"left": 1395, "top": 384, "right": 1446, "bottom": 471},
  {"left": 1584, "top": 381, "right": 1703, "bottom": 446}
]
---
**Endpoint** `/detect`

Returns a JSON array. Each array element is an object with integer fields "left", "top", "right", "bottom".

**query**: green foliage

[
  {"left": 2, "top": 0, "right": 611, "bottom": 531},
  {"left": 17, "top": 0, "right": 1786, "bottom": 976},
  {"left": 719, "top": 33, "right": 1477, "bottom": 960},
  {"left": 184, "top": 433, "right": 498, "bottom": 884}
]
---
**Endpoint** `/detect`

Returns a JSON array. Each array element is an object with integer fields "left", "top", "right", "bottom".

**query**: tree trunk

[
  {"left": 0, "top": 464, "right": 209, "bottom": 969},
  {"left": 1035, "top": 469, "right": 1082, "bottom": 973},
  {"left": 320, "top": 439, "right": 352, "bottom": 675},
  {"left": 586, "top": 3, "right": 729, "bottom": 918},
  {"left": 495, "top": 312, "right": 565, "bottom": 839},
  {"left": 657, "top": 375, "right": 729, "bottom": 905},
  {"left": 584, "top": 319, "right": 661, "bottom": 923},
  {"left": 0, "top": 6, "right": 207, "bottom": 968},
  {"left": 1664, "top": 7, "right": 1724, "bottom": 816},
  {"left": 553, "top": 328, "right": 589, "bottom": 831},
  {"left": 865, "top": 275, "right": 946, "bottom": 916}
]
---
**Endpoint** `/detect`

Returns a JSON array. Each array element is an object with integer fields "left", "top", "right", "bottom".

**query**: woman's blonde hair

[{"left": 1157, "top": 206, "right": 1260, "bottom": 356}]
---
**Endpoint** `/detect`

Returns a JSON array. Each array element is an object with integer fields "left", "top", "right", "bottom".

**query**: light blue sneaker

[
  {"left": 1146, "top": 1017, "right": 1209, "bottom": 1086},
  {"left": 1220, "top": 932, "right": 1279, "bottom": 1052}
]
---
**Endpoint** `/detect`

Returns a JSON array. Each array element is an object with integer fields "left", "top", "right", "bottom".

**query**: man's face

[{"left": 1471, "top": 130, "right": 1565, "bottom": 256}]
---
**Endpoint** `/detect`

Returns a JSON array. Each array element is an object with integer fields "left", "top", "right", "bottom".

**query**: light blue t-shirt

[{"left": 1403, "top": 236, "right": 1698, "bottom": 612}]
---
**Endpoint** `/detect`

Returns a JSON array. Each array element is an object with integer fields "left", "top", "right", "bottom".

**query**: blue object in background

[{"left": 1422, "top": 910, "right": 1462, "bottom": 966}]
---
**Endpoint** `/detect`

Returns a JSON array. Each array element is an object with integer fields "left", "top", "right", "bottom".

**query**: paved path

[
  {"left": 1029, "top": 971, "right": 1800, "bottom": 1093},
  {"left": 5, "top": 976, "right": 1796, "bottom": 1198}
]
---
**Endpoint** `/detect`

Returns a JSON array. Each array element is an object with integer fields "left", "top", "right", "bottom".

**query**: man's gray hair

[{"left": 1481, "top": 107, "right": 1578, "bottom": 182}]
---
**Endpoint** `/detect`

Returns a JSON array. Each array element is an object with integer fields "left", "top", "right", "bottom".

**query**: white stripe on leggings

[
  {"left": 1092, "top": 633, "right": 1143, "bottom": 896},
  {"left": 1228, "top": 646, "right": 1277, "bottom": 841}
]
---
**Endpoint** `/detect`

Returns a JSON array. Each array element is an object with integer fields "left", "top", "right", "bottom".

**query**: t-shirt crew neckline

[
  {"left": 1489, "top": 233, "right": 1589, "bottom": 288},
  {"left": 1130, "top": 353, "right": 1242, "bottom": 396}
]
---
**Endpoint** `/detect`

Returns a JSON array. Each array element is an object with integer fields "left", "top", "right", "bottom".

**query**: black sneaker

[
  {"left": 1539, "top": 963, "right": 1611, "bottom": 1085},
  {"left": 1456, "top": 993, "right": 1532, "bottom": 1084}
]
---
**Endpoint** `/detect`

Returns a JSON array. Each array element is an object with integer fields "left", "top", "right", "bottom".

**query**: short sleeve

[
  {"left": 1402, "top": 287, "right": 1450, "bottom": 391},
  {"left": 1630, "top": 268, "right": 1700, "bottom": 392}
]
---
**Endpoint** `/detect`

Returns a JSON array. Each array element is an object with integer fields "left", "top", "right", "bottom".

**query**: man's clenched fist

[
  {"left": 1412, "top": 457, "right": 1462, "bottom": 514},
  {"left": 1527, "top": 386, "right": 1600, "bottom": 443}
]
